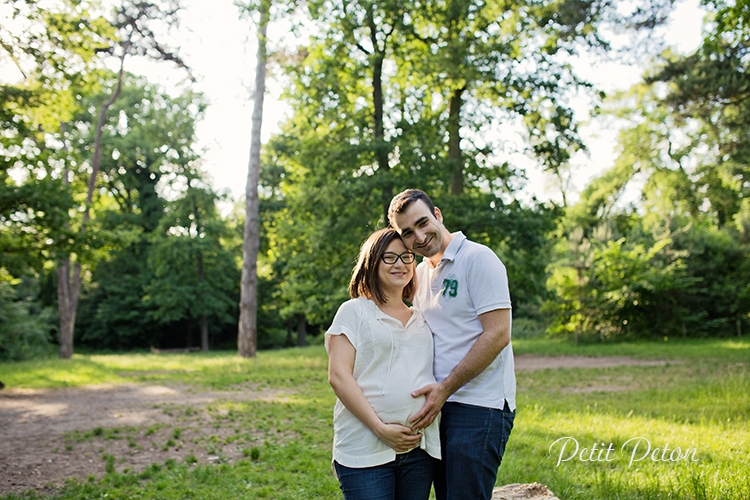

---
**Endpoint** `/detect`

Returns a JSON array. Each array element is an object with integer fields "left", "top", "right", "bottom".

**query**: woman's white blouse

[{"left": 325, "top": 297, "right": 441, "bottom": 468}]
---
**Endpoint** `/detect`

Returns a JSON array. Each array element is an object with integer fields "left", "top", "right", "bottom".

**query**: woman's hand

[{"left": 375, "top": 422, "right": 423, "bottom": 453}]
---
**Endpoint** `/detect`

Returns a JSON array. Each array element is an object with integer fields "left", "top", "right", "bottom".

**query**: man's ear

[{"left": 434, "top": 207, "right": 443, "bottom": 223}]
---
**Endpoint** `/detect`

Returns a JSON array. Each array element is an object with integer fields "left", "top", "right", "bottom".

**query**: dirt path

[
  {"left": 0, "top": 355, "right": 669, "bottom": 496},
  {"left": 0, "top": 383, "right": 283, "bottom": 496}
]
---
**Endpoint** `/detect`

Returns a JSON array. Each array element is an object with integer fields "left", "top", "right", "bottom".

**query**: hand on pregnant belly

[
  {"left": 409, "top": 382, "right": 448, "bottom": 431},
  {"left": 375, "top": 421, "right": 423, "bottom": 453}
]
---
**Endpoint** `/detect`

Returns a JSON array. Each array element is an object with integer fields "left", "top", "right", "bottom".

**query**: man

[{"left": 388, "top": 189, "right": 515, "bottom": 500}]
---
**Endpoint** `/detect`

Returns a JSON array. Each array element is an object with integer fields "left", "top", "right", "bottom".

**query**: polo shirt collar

[{"left": 441, "top": 231, "right": 466, "bottom": 264}]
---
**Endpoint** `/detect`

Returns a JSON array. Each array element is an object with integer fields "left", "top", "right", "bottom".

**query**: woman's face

[{"left": 377, "top": 238, "right": 414, "bottom": 295}]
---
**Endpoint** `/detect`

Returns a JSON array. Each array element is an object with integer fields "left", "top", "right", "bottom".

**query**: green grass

[
  {"left": 1, "top": 339, "right": 748, "bottom": 499},
  {"left": 513, "top": 337, "right": 750, "bottom": 360},
  {"left": 0, "top": 347, "right": 329, "bottom": 390}
]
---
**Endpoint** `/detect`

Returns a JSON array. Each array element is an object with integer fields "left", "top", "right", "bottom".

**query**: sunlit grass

[
  {"left": 1, "top": 339, "right": 748, "bottom": 499},
  {"left": 502, "top": 348, "right": 749, "bottom": 499},
  {"left": 514, "top": 337, "right": 750, "bottom": 361},
  {"left": 0, "top": 347, "right": 330, "bottom": 390}
]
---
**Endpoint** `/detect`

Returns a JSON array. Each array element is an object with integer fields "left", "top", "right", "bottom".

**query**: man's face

[{"left": 393, "top": 200, "right": 444, "bottom": 258}]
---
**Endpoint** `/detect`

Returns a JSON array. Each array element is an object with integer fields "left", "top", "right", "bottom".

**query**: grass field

[{"left": 1, "top": 338, "right": 748, "bottom": 499}]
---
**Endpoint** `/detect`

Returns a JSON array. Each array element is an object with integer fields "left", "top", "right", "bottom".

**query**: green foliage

[
  {"left": 262, "top": 0, "right": 614, "bottom": 330},
  {"left": 552, "top": 0, "right": 750, "bottom": 342},
  {"left": 0, "top": 277, "right": 55, "bottom": 362},
  {"left": 642, "top": 1, "right": 750, "bottom": 230},
  {"left": 144, "top": 183, "right": 240, "bottom": 343},
  {"left": 5, "top": 0, "right": 750, "bottom": 351},
  {"left": 1, "top": 0, "right": 113, "bottom": 274},
  {"left": 670, "top": 224, "right": 750, "bottom": 336},
  {"left": 545, "top": 221, "right": 695, "bottom": 341},
  {"left": 70, "top": 77, "right": 223, "bottom": 349}
]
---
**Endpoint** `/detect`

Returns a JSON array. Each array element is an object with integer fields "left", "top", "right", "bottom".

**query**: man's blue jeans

[
  {"left": 333, "top": 447, "right": 437, "bottom": 500},
  {"left": 434, "top": 401, "right": 515, "bottom": 500}
]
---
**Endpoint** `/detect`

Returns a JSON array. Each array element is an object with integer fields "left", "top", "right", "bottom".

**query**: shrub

[{"left": 0, "top": 280, "right": 54, "bottom": 361}]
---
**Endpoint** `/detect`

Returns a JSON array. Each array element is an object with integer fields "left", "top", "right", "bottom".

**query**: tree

[
  {"left": 54, "top": 0, "right": 191, "bottom": 358},
  {"left": 567, "top": 0, "right": 750, "bottom": 339},
  {"left": 144, "top": 181, "right": 239, "bottom": 350},
  {"left": 1, "top": 0, "right": 112, "bottom": 357},
  {"left": 645, "top": 0, "right": 750, "bottom": 230},
  {"left": 237, "top": 0, "right": 272, "bottom": 358},
  {"left": 73, "top": 76, "right": 207, "bottom": 350}
]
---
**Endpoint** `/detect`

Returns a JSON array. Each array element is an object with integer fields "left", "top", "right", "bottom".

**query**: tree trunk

[
  {"left": 238, "top": 1, "right": 269, "bottom": 358},
  {"left": 56, "top": 260, "right": 79, "bottom": 359},
  {"left": 197, "top": 250, "right": 208, "bottom": 352},
  {"left": 367, "top": 6, "right": 391, "bottom": 222},
  {"left": 448, "top": 87, "right": 465, "bottom": 196},
  {"left": 575, "top": 265, "right": 582, "bottom": 346},
  {"left": 56, "top": 123, "right": 76, "bottom": 359},
  {"left": 296, "top": 314, "right": 306, "bottom": 347},
  {"left": 200, "top": 314, "right": 209, "bottom": 351},
  {"left": 191, "top": 178, "right": 209, "bottom": 353},
  {"left": 56, "top": 52, "right": 126, "bottom": 359},
  {"left": 285, "top": 319, "right": 294, "bottom": 347}
]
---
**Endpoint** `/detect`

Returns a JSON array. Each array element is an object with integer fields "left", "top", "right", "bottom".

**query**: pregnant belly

[{"left": 369, "top": 391, "right": 427, "bottom": 426}]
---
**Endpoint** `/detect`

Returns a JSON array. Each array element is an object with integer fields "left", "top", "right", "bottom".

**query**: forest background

[{"left": 1, "top": 0, "right": 749, "bottom": 361}]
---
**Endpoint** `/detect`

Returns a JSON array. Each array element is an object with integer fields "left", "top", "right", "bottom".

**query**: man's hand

[
  {"left": 375, "top": 422, "right": 423, "bottom": 453},
  {"left": 409, "top": 382, "right": 449, "bottom": 431}
]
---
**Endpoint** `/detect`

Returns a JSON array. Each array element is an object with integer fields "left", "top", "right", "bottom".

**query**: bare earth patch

[
  {"left": 1, "top": 355, "right": 669, "bottom": 496},
  {"left": 0, "top": 383, "right": 287, "bottom": 496}
]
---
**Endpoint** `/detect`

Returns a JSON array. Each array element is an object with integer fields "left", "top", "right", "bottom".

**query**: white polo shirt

[
  {"left": 413, "top": 232, "right": 516, "bottom": 410},
  {"left": 325, "top": 297, "right": 441, "bottom": 468}
]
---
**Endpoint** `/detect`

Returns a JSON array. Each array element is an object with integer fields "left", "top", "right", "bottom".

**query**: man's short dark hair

[{"left": 387, "top": 189, "right": 436, "bottom": 228}]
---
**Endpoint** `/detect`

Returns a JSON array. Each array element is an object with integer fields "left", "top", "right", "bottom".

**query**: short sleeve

[
  {"left": 467, "top": 248, "right": 512, "bottom": 315},
  {"left": 325, "top": 299, "right": 362, "bottom": 352}
]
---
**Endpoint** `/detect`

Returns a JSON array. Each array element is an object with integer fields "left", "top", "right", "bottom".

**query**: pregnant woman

[{"left": 326, "top": 228, "right": 440, "bottom": 500}]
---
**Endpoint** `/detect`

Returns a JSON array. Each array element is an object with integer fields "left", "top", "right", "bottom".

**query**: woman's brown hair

[{"left": 349, "top": 228, "right": 416, "bottom": 304}]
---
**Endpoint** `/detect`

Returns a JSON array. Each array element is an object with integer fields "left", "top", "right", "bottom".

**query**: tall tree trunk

[
  {"left": 367, "top": 6, "right": 390, "bottom": 222},
  {"left": 285, "top": 319, "right": 294, "bottom": 347},
  {"left": 56, "top": 52, "right": 126, "bottom": 359},
  {"left": 197, "top": 250, "right": 208, "bottom": 351},
  {"left": 238, "top": 2, "right": 269, "bottom": 358},
  {"left": 56, "top": 260, "right": 80, "bottom": 359},
  {"left": 200, "top": 313, "right": 209, "bottom": 351},
  {"left": 448, "top": 87, "right": 465, "bottom": 196},
  {"left": 56, "top": 123, "right": 76, "bottom": 359},
  {"left": 190, "top": 178, "right": 209, "bottom": 353},
  {"left": 296, "top": 314, "right": 306, "bottom": 347}
]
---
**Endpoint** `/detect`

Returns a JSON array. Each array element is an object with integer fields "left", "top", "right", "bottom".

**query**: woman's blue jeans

[
  {"left": 434, "top": 401, "right": 515, "bottom": 500},
  {"left": 333, "top": 447, "right": 438, "bottom": 500}
]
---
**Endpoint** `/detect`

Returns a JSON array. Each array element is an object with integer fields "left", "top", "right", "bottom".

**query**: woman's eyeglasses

[{"left": 380, "top": 252, "right": 416, "bottom": 265}]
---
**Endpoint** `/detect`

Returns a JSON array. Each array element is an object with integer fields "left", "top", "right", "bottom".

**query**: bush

[
  {"left": 0, "top": 280, "right": 55, "bottom": 361},
  {"left": 511, "top": 317, "right": 548, "bottom": 339}
]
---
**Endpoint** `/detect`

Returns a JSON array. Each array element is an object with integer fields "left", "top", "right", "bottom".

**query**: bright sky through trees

[
  {"left": 179, "top": 0, "right": 706, "bottom": 207},
  {"left": 0, "top": 0, "right": 706, "bottom": 205}
]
